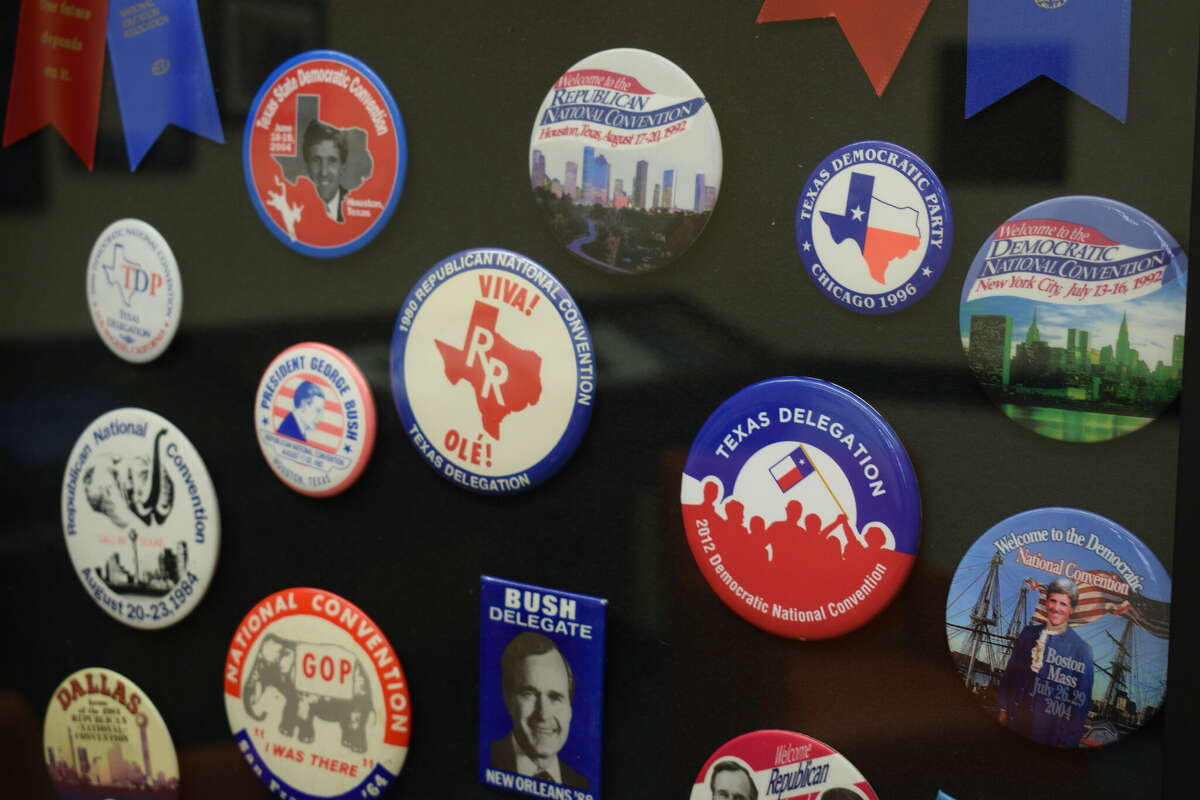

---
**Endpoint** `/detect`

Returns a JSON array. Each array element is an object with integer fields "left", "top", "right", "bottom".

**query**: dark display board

[{"left": 1, "top": 2, "right": 1198, "bottom": 798}]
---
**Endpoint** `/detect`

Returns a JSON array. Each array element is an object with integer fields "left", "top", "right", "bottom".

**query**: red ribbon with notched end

[
  {"left": 757, "top": 0, "right": 932, "bottom": 96},
  {"left": 3, "top": 0, "right": 108, "bottom": 169}
]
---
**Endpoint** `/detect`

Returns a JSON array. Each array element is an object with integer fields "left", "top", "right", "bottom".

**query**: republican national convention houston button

[
  {"left": 681, "top": 378, "right": 920, "bottom": 639},
  {"left": 244, "top": 50, "right": 407, "bottom": 258},
  {"left": 255, "top": 342, "right": 377, "bottom": 497},
  {"left": 690, "top": 730, "right": 878, "bottom": 800},
  {"left": 390, "top": 247, "right": 595, "bottom": 494},
  {"left": 224, "top": 588, "right": 411, "bottom": 800},
  {"left": 796, "top": 140, "right": 952, "bottom": 314}
]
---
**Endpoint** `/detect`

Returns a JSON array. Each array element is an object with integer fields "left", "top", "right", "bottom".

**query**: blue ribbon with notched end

[
  {"left": 107, "top": 0, "right": 224, "bottom": 169},
  {"left": 966, "top": 0, "right": 1130, "bottom": 122}
]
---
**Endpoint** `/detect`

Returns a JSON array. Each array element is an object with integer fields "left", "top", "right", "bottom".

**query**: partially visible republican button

[{"left": 690, "top": 730, "right": 878, "bottom": 799}]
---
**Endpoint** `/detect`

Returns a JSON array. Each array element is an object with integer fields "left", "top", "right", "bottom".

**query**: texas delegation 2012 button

[{"left": 690, "top": 730, "right": 878, "bottom": 800}]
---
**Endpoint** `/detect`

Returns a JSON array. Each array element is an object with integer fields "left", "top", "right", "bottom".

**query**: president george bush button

[{"left": 690, "top": 731, "right": 878, "bottom": 800}]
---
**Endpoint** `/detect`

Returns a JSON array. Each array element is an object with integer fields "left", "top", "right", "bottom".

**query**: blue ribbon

[
  {"left": 107, "top": 0, "right": 224, "bottom": 169},
  {"left": 966, "top": 0, "right": 1130, "bottom": 121}
]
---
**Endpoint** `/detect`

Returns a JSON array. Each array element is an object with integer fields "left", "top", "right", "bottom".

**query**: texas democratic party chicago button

[
  {"left": 244, "top": 50, "right": 406, "bottom": 257},
  {"left": 255, "top": 342, "right": 377, "bottom": 497},
  {"left": 529, "top": 48, "right": 722, "bottom": 274},
  {"left": 390, "top": 247, "right": 594, "bottom": 494},
  {"left": 945, "top": 508, "right": 1171, "bottom": 748},
  {"left": 61, "top": 409, "right": 219, "bottom": 629},
  {"left": 681, "top": 378, "right": 920, "bottom": 639},
  {"left": 86, "top": 219, "right": 182, "bottom": 363},
  {"left": 796, "top": 140, "right": 951, "bottom": 313},
  {"left": 690, "top": 730, "right": 878, "bottom": 800},
  {"left": 45, "top": 667, "right": 179, "bottom": 798},
  {"left": 224, "top": 588, "right": 411, "bottom": 799},
  {"left": 960, "top": 196, "right": 1187, "bottom": 442}
]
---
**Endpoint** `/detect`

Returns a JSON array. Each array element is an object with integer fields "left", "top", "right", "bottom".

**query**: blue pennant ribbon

[
  {"left": 107, "top": 0, "right": 224, "bottom": 169},
  {"left": 966, "top": 0, "right": 1130, "bottom": 121}
]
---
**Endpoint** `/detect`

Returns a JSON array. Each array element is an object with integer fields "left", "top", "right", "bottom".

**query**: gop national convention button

[
  {"left": 529, "top": 48, "right": 722, "bottom": 274},
  {"left": 681, "top": 377, "right": 920, "bottom": 639},
  {"left": 86, "top": 218, "right": 182, "bottom": 363},
  {"left": 390, "top": 247, "right": 595, "bottom": 494},
  {"left": 45, "top": 667, "right": 179, "bottom": 799},
  {"left": 796, "top": 140, "right": 952, "bottom": 313},
  {"left": 224, "top": 588, "right": 411, "bottom": 800},
  {"left": 244, "top": 50, "right": 406, "bottom": 258},
  {"left": 960, "top": 196, "right": 1187, "bottom": 443},
  {"left": 255, "top": 342, "right": 377, "bottom": 497},
  {"left": 690, "top": 730, "right": 878, "bottom": 800},
  {"left": 61, "top": 408, "right": 220, "bottom": 629},
  {"left": 945, "top": 508, "right": 1171, "bottom": 748}
]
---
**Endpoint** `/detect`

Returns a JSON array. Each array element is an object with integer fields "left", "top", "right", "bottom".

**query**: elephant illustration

[
  {"left": 243, "top": 633, "right": 375, "bottom": 753},
  {"left": 84, "top": 427, "right": 174, "bottom": 530}
]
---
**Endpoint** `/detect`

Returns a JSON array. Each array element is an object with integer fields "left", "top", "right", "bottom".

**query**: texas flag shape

[{"left": 821, "top": 171, "right": 921, "bottom": 284}]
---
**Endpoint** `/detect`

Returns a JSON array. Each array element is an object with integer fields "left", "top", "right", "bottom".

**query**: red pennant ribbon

[
  {"left": 4, "top": 0, "right": 108, "bottom": 169},
  {"left": 757, "top": 0, "right": 932, "bottom": 96}
]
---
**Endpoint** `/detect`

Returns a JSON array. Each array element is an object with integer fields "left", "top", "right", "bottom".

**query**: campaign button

[
  {"left": 681, "top": 377, "right": 920, "bottom": 639},
  {"left": 390, "top": 247, "right": 595, "bottom": 494},
  {"left": 959, "top": 196, "right": 1187, "bottom": 442},
  {"left": 244, "top": 50, "right": 406, "bottom": 258},
  {"left": 254, "top": 342, "right": 377, "bottom": 497},
  {"left": 690, "top": 730, "right": 878, "bottom": 800},
  {"left": 529, "top": 48, "right": 722, "bottom": 274},
  {"left": 945, "top": 507, "right": 1171, "bottom": 748},
  {"left": 86, "top": 218, "right": 182, "bottom": 363},
  {"left": 223, "top": 588, "right": 411, "bottom": 799},
  {"left": 795, "top": 140, "right": 952, "bottom": 313},
  {"left": 61, "top": 408, "right": 220, "bottom": 629}
]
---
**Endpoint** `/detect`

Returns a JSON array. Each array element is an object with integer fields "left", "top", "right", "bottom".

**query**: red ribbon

[{"left": 3, "top": 0, "right": 108, "bottom": 169}]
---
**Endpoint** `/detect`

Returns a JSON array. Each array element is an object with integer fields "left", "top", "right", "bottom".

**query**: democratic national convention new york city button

[
  {"left": 681, "top": 378, "right": 920, "bottom": 639},
  {"left": 86, "top": 219, "right": 182, "bottom": 363},
  {"left": 255, "top": 342, "right": 377, "bottom": 497},
  {"left": 796, "top": 140, "right": 952, "bottom": 314},
  {"left": 529, "top": 48, "right": 722, "bottom": 274},
  {"left": 945, "top": 508, "right": 1171, "bottom": 749},
  {"left": 390, "top": 247, "right": 595, "bottom": 494},
  {"left": 61, "top": 408, "right": 220, "bottom": 629},
  {"left": 690, "top": 730, "right": 878, "bottom": 800},
  {"left": 224, "top": 588, "right": 411, "bottom": 800},
  {"left": 960, "top": 196, "right": 1187, "bottom": 443},
  {"left": 244, "top": 50, "right": 406, "bottom": 258}
]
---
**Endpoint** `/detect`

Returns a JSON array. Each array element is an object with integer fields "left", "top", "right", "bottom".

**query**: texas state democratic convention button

[
  {"left": 681, "top": 378, "right": 920, "bottom": 639},
  {"left": 86, "top": 219, "right": 182, "bottom": 363},
  {"left": 61, "top": 408, "right": 219, "bottom": 629},
  {"left": 945, "top": 508, "right": 1171, "bottom": 748},
  {"left": 390, "top": 247, "right": 595, "bottom": 494},
  {"left": 960, "top": 196, "right": 1187, "bottom": 443},
  {"left": 796, "top": 140, "right": 952, "bottom": 313},
  {"left": 244, "top": 50, "right": 406, "bottom": 258},
  {"left": 690, "top": 730, "right": 878, "bottom": 800},
  {"left": 224, "top": 588, "right": 411, "bottom": 799},
  {"left": 529, "top": 48, "right": 722, "bottom": 274},
  {"left": 255, "top": 342, "right": 377, "bottom": 497},
  {"left": 45, "top": 667, "right": 179, "bottom": 798}
]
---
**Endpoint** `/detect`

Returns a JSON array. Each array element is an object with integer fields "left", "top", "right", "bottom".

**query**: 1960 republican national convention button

[
  {"left": 681, "top": 378, "right": 920, "bottom": 639},
  {"left": 690, "top": 730, "right": 878, "bottom": 800}
]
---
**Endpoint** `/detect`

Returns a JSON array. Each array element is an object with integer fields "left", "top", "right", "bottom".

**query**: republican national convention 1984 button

[
  {"left": 690, "top": 730, "right": 878, "bottom": 800},
  {"left": 681, "top": 378, "right": 920, "bottom": 639},
  {"left": 796, "top": 140, "right": 952, "bottom": 314},
  {"left": 390, "top": 247, "right": 595, "bottom": 494}
]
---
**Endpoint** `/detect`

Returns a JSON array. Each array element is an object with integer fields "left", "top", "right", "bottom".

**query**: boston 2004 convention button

[
  {"left": 681, "top": 378, "right": 920, "bottom": 639},
  {"left": 690, "top": 730, "right": 878, "bottom": 800}
]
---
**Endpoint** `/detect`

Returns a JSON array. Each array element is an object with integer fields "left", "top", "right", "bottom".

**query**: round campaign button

[
  {"left": 244, "top": 50, "right": 406, "bottom": 258},
  {"left": 681, "top": 378, "right": 920, "bottom": 639},
  {"left": 795, "top": 140, "right": 952, "bottom": 313},
  {"left": 390, "top": 247, "right": 595, "bottom": 494},
  {"left": 690, "top": 730, "right": 878, "bottom": 800},
  {"left": 529, "top": 48, "right": 722, "bottom": 274},
  {"left": 945, "top": 508, "right": 1171, "bottom": 748},
  {"left": 86, "top": 218, "right": 182, "bottom": 363},
  {"left": 61, "top": 408, "right": 220, "bottom": 629},
  {"left": 254, "top": 342, "right": 377, "bottom": 497},
  {"left": 960, "top": 196, "right": 1187, "bottom": 442},
  {"left": 224, "top": 588, "right": 411, "bottom": 799}
]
